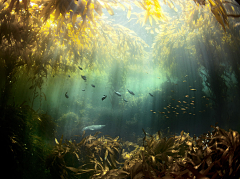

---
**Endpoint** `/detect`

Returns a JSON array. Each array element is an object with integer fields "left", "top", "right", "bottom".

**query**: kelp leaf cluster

[{"left": 46, "top": 132, "right": 125, "bottom": 178}]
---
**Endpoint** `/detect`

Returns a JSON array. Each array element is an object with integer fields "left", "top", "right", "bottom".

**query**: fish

[
  {"left": 65, "top": 92, "right": 69, "bottom": 98},
  {"left": 81, "top": 75, "right": 87, "bottom": 81},
  {"left": 78, "top": 66, "right": 83, "bottom": 70},
  {"left": 91, "top": 84, "right": 95, "bottom": 88},
  {"left": 115, "top": 91, "right": 121, "bottom": 96},
  {"left": 68, "top": 75, "right": 71, "bottom": 78},
  {"left": 149, "top": 93, "right": 153, "bottom": 97},
  {"left": 82, "top": 89, "right": 85, "bottom": 91},
  {"left": 123, "top": 98, "right": 128, "bottom": 102},
  {"left": 102, "top": 95, "right": 107, "bottom": 101},
  {"left": 183, "top": 80, "right": 187, "bottom": 82},
  {"left": 82, "top": 125, "right": 106, "bottom": 131},
  {"left": 127, "top": 89, "right": 135, "bottom": 95},
  {"left": 190, "top": 89, "right": 197, "bottom": 91}
]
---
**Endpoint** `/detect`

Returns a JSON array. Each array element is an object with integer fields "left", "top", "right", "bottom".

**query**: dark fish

[
  {"left": 115, "top": 91, "right": 121, "bottom": 96},
  {"left": 82, "top": 89, "right": 85, "bottom": 91},
  {"left": 91, "top": 84, "right": 95, "bottom": 88},
  {"left": 78, "top": 66, "right": 83, "bottom": 70},
  {"left": 81, "top": 75, "right": 87, "bottom": 81},
  {"left": 149, "top": 93, "right": 153, "bottom": 97},
  {"left": 65, "top": 92, "right": 69, "bottom": 98},
  {"left": 53, "top": 75, "right": 55, "bottom": 77},
  {"left": 123, "top": 98, "right": 128, "bottom": 102},
  {"left": 68, "top": 75, "right": 71, "bottom": 78},
  {"left": 127, "top": 89, "right": 135, "bottom": 95},
  {"left": 102, "top": 95, "right": 107, "bottom": 101}
]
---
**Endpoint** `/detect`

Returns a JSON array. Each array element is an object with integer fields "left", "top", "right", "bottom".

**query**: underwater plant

[
  {"left": 46, "top": 131, "right": 125, "bottom": 178},
  {"left": 0, "top": 103, "right": 55, "bottom": 178}
]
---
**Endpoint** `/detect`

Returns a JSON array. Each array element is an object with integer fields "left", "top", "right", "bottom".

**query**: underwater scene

[{"left": 1, "top": 0, "right": 240, "bottom": 178}]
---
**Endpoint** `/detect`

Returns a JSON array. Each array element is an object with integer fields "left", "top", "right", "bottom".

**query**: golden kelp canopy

[{"left": 3, "top": 0, "right": 240, "bottom": 31}]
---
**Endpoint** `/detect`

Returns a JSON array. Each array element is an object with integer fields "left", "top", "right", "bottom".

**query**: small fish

[
  {"left": 115, "top": 91, "right": 121, "bottom": 96},
  {"left": 185, "top": 75, "right": 188, "bottom": 77},
  {"left": 82, "top": 89, "right": 85, "bottom": 91},
  {"left": 68, "top": 75, "right": 71, "bottom": 78},
  {"left": 127, "top": 89, "right": 135, "bottom": 95},
  {"left": 183, "top": 80, "right": 187, "bottom": 82},
  {"left": 91, "top": 84, "right": 95, "bottom": 88},
  {"left": 123, "top": 98, "right": 128, "bottom": 102},
  {"left": 53, "top": 75, "right": 55, "bottom": 77},
  {"left": 78, "top": 66, "right": 83, "bottom": 70},
  {"left": 102, "top": 95, "right": 107, "bottom": 101},
  {"left": 185, "top": 95, "right": 189, "bottom": 98},
  {"left": 65, "top": 92, "right": 69, "bottom": 98},
  {"left": 81, "top": 75, "right": 87, "bottom": 81},
  {"left": 149, "top": 93, "right": 153, "bottom": 97},
  {"left": 190, "top": 89, "right": 197, "bottom": 91}
]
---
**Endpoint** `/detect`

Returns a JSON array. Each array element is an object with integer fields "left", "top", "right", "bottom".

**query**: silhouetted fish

[
  {"left": 123, "top": 98, "right": 128, "bottom": 102},
  {"left": 149, "top": 93, "right": 153, "bottom": 97},
  {"left": 127, "top": 89, "right": 135, "bottom": 95},
  {"left": 102, "top": 95, "right": 107, "bottom": 101},
  {"left": 91, "top": 84, "right": 95, "bottom": 88},
  {"left": 81, "top": 75, "right": 87, "bottom": 81},
  {"left": 78, "top": 66, "right": 83, "bottom": 70},
  {"left": 65, "top": 92, "right": 69, "bottom": 98},
  {"left": 82, "top": 125, "right": 105, "bottom": 131},
  {"left": 68, "top": 75, "right": 70, "bottom": 78}
]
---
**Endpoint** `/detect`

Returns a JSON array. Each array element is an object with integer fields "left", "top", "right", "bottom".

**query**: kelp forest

[{"left": 1, "top": 0, "right": 240, "bottom": 178}]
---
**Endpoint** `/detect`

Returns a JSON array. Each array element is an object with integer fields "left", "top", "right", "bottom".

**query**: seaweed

[
  {"left": 46, "top": 132, "right": 124, "bottom": 179},
  {"left": 1, "top": 103, "right": 55, "bottom": 178}
]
